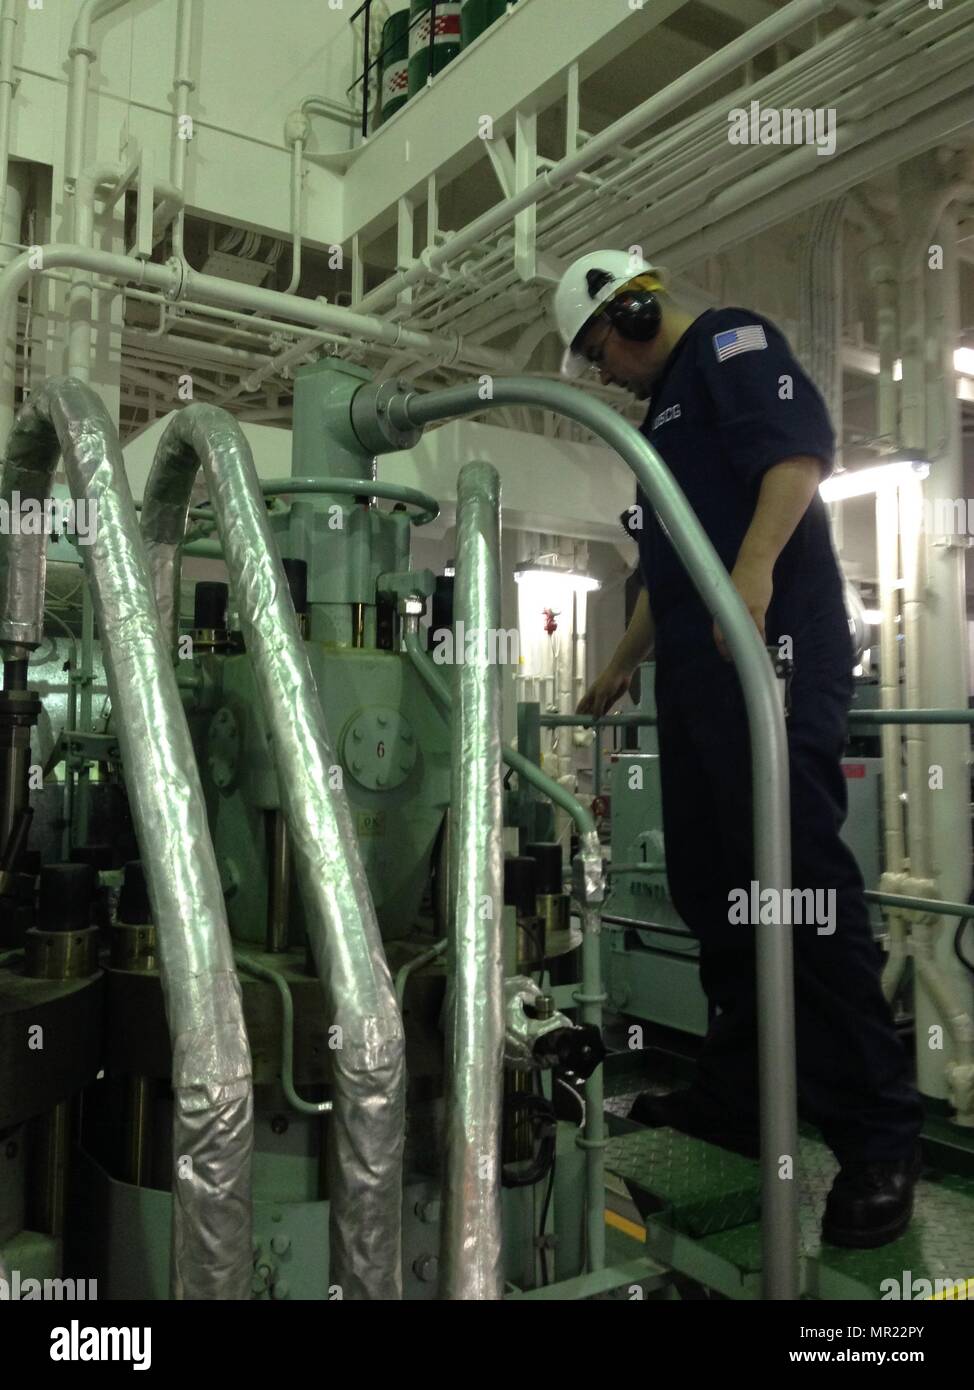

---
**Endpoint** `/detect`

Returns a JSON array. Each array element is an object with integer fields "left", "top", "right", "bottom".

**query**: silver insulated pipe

[
  {"left": 0, "top": 377, "right": 254, "bottom": 1300},
  {"left": 439, "top": 461, "right": 505, "bottom": 1299},
  {"left": 140, "top": 403, "right": 406, "bottom": 1301}
]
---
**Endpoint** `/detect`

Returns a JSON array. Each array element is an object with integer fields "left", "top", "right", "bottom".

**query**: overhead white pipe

[
  {"left": 544, "top": 0, "right": 963, "bottom": 263},
  {"left": 632, "top": 73, "right": 974, "bottom": 276},
  {"left": 168, "top": 0, "right": 195, "bottom": 259},
  {"left": 123, "top": 332, "right": 272, "bottom": 371},
  {"left": 343, "top": 0, "right": 963, "bottom": 352},
  {"left": 64, "top": 2, "right": 133, "bottom": 389},
  {"left": 283, "top": 139, "right": 304, "bottom": 296},
  {"left": 67, "top": 1, "right": 133, "bottom": 198},
  {"left": 67, "top": 162, "right": 130, "bottom": 382},
  {"left": 411, "top": 16, "right": 972, "bottom": 341},
  {"left": 577, "top": 35, "right": 972, "bottom": 278},
  {"left": 298, "top": 93, "right": 359, "bottom": 129},
  {"left": 295, "top": 2, "right": 953, "bottom": 348},
  {"left": 173, "top": 256, "right": 509, "bottom": 370},
  {"left": 280, "top": 111, "right": 307, "bottom": 299},
  {"left": 66, "top": 163, "right": 185, "bottom": 380},
  {"left": 122, "top": 286, "right": 353, "bottom": 346},
  {"left": 0, "top": 241, "right": 511, "bottom": 445},
  {"left": 799, "top": 200, "right": 844, "bottom": 428},
  {"left": 0, "top": 0, "right": 18, "bottom": 238},
  {"left": 413, "top": 0, "right": 871, "bottom": 308},
  {"left": 259, "top": 296, "right": 543, "bottom": 389},
  {"left": 278, "top": 86, "right": 366, "bottom": 300},
  {"left": 455, "top": 299, "right": 539, "bottom": 346},
  {"left": 354, "top": 0, "right": 838, "bottom": 314},
  {"left": 542, "top": 15, "right": 872, "bottom": 263},
  {"left": 120, "top": 362, "right": 186, "bottom": 395}
]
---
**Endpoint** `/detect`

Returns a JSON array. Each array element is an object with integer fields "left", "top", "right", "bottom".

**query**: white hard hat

[{"left": 554, "top": 249, "right": 659, "bottom": 378}]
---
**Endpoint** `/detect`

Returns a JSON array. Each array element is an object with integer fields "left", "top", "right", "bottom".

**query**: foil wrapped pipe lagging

[
  {"left": 140, "top": 403, "right": 406, "bottom": 1301},
  {"left": 0, "top": 377, "right": 254, "bottom": 1300},
  {"left": 401, "top": 621, "right": 609, "bottom": 1274},
  {"left": 439, "top": 461, "right": 505, "bottom": 1300}
]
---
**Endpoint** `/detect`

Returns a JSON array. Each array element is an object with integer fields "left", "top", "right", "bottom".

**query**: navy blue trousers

[{"left": 653, "top": 631, "right": 923, "bottom": 1164}]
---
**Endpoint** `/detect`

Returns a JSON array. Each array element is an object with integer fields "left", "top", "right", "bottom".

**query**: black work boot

[
  {"left": 822, "top": 1149, "right": 923, "bottom": 1249},
  {"left": 628, "top": 1088, "right": 761, "bottom": 1159}
]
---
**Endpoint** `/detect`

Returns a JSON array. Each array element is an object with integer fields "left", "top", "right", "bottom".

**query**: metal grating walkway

[{"left": 605, "top": 1126, "right": 974, "bottom": 1299}]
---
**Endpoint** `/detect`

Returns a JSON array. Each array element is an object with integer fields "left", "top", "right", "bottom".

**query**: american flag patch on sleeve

[{"left": 713, "top": 324, "right": 768, "bottom": 361}]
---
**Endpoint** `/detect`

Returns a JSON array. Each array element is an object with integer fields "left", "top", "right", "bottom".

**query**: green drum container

[
  {"left": 407, "top": 0, "right": 462, "bottom": 96},
  {"left": 379, "top": 9, "right": 411, "bottom": 125},
  {"left": 460, "top": 0, "right": 515, "bottom": 48}
]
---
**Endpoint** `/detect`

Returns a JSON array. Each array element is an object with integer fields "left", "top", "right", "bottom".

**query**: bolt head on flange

[{"left": 350, "top": 379, "right": 422, "bottom": 455}]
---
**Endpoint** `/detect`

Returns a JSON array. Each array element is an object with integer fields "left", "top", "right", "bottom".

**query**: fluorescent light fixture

[
  {"left": 862, "top": 609, "right": 882, "bottom": 624},
  {"left": 820, "top": 457, "right": 930, "bottom": 502},
  {"left": 513, "top": 564, "right": 601, "bottom": 592}
]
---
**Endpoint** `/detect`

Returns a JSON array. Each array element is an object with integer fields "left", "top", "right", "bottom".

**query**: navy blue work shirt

[{"left": 621, "top": 306, "right": 851, "bottom": 665}]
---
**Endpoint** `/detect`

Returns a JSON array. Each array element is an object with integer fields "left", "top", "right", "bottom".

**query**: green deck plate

[
  {"left": 605, "top": 1130, "right": 762, "bottom": 1237},
  {"left": 612, "top": 1127, "right": 974, "bottom": 1299},
  {"left": 606, "top": 1224, "right": 640, "bottom": 1262}
]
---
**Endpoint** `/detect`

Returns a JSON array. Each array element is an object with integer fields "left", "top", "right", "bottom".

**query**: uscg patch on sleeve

[{"left": 713, "top": 324, "right": 768, "bottom": 361}]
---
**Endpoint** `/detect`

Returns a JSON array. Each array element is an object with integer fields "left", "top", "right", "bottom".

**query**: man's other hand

[{"left": 577, "top": 665, "right": 632, "bottom": 720}]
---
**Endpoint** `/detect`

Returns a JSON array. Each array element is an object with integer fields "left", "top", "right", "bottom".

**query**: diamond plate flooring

[{"left": 605, "top": 1117, "right": 974, "bottom": 1298}]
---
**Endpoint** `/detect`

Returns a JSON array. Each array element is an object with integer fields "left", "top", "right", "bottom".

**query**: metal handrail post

[{"left": 388, "top": 377, "right": 797, "bottom": 1299}]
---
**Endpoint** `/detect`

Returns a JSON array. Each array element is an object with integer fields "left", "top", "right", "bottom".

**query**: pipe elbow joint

[{"left": 284, "top": 112, "right": 311, "bottom": 148}]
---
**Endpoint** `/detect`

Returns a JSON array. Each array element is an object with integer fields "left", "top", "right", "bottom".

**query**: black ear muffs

[{"left": 605, "top": 289, "right": 662, "bottom": 343}]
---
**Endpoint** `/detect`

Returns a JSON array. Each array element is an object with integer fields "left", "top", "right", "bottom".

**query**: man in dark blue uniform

[{"left": 556, "top": 250, "right": 923, "bottom": 1249}]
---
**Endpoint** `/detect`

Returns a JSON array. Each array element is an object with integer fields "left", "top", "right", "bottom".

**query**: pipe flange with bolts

[
  {"left": 350, "top": 378, "right": 423, "bottom": 455},
  {"left": 164, "top": 254, "right": 187, "bottom": 303}
]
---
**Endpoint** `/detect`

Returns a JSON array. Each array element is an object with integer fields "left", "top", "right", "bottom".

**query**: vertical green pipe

[
  {"left": 391, "top": 508, "right": 411, "bottom": 573},
  {"left": 404, "top": 626, "right": 606, "bottom": 1273},
  {"left": 516, "top": 700, "right": 542, "bottom": 849},
  {"left": 553, "top": 1122, "right": 586, "bottom": 1280},
  {"left": 578, "top": 902, "right": 605, "bottom": 1272}
]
